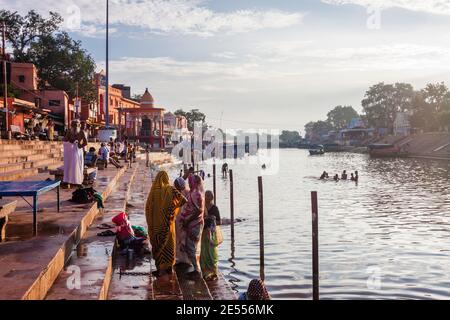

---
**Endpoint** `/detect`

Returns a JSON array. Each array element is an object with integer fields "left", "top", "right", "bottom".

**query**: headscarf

[
  {"left": 247, "top": 279, "right": 271, "bottom": 300},
  {"left": 174, "top": 177, "right": 186, "bottom": 190},
  {"left": 145, "top": 171, "right": 174, "bottom": 229},
  {"left": 188, "top": 174, "right": 204, "bottom": 194}
]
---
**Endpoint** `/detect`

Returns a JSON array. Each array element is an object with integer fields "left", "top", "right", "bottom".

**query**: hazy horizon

[{"left": 4, "top": 0, "right": 450, "bottom": 133}]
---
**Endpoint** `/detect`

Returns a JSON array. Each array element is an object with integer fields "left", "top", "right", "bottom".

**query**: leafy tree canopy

[{"left": 1, "top": 10, "right": 96, "bottom": 103}]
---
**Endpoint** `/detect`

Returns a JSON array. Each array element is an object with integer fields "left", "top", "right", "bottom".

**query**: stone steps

[
  {"left": 107, "top": 168, "right": 155, "bottom": 300},
  {"left": 0, "top": 162, "right": 62, "bottom": 182},
  {"left": 0, "top": 140, "right": 64, "bottom": 181},
  {"left": 45, "top": 166, "right": 138, "bottom": 300},
  {"left": 0, "top": 166, "right": 128, "bottom": 300}
]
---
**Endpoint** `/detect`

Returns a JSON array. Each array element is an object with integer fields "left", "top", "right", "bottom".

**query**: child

[
  {"left": 200, "top": 215, "right": 222, "bottom": 281},
  {"left": 99, "top": 143, "right": 110, "bottom": 168}
]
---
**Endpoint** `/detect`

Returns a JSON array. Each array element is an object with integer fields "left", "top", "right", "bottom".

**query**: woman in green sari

[{"left": 200, "top": 215, "right": 222, "bottom": 280}]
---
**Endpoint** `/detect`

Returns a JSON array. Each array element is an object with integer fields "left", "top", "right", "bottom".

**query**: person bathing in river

[
  {"left": 222, "top": 163, "right": 229, "bottom": 178},
  {"left": 350, "top": 173, "right": 355, "bottom": 181},
  {"left": 354, "top": 171, "right": 359, "bottom": 182},
  {"left": 179, "top": 175, "right": 205, "bottom": 280},
  {"left": 145, "top": 171, "right": 187, "bottom": 277},
  {"left": 320, "top": 171, "right": 328, "bottom": 180},
  {"left": 333, "top": 174, "right": 340, "bottom": 181},
  {"left": 341, "top": 170, "right": 348, "bottom": 180}
]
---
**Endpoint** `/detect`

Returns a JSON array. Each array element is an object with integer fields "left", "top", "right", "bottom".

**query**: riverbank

[{"left": 373, "top": 132, "right": 450, "bottom": 160}]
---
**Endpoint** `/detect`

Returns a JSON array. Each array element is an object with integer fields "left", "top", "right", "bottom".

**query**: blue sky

[{"left": 4, "top": 0, "right": 450, "bottom": 132}]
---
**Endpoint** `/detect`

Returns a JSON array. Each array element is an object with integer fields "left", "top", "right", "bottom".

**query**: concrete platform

[{"left": 0, "top": 165, "right": 127, "bottom": 300}]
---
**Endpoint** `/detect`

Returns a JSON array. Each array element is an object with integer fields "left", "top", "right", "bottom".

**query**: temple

[{"left": 121, "top": 88, "right": 166, "bottom": 149}]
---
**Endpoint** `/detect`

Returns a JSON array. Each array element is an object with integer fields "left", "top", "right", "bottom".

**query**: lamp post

[
  {"left": 118, "top": 103, "right": 123, "bottom": 141},
  {"left": 105, "top": 0, "right": 109, "bottom": 128},
  {"left": 97, "top": 0, "right": 116, "bottom": 142},
  {"left": 2, "top": 21, "right": 9, "bottom": 139}
]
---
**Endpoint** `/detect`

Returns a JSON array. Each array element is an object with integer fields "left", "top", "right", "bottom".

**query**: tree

[
  {"left": 0, "top": 10, "right": 63, "bottom": 62},
  {"left": 304, "top": 121, "right": 333, "bottom": 143},
  {"left": 326, "top": 105, "right": 359, "bottom": 130},
  {"left": 361, "top": 82, "right": 414, "bottom": 133},
  {"left": 174, "top": 109, "right": 207, "bottom": 131},
  {"left": 413, "top": 83, "right": 450, "bottom": 131},
  {"left": 279, "top": 130, "right": 302, "bottom": 147},
  {"left": 422, "top": 82, "right": 448, "bottom": 113},
  {"left": 1, "top": 10, "right": 96, "bottom": 103},
  {"left": 27, "top": 32, "right": 97, "bottom": 103}
]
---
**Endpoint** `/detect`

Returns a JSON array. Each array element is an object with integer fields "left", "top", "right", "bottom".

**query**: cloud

[
  {"left": 212, "top": 52, "right": 237, "bottom": 60},
  {"left": 1, "top": 0, "right": 305, "bottom": 37},
  {"left": 254, "top": 42, "right": 450, "bottom": 72},
  {"left": 101, "top": 56, "right": 265, "bottom": 79},
  {"left": 322, "top": 0, "right": 450, "bottom": 15}
]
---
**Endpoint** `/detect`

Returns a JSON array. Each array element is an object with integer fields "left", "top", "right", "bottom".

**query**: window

[
  {"left": 18, "top": 75, "right": 25, "bottom": 83},
  {"left": 49, "top": 100, "right": 61, "bottom": 107}
]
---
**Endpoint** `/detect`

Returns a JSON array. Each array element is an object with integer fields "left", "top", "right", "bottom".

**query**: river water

[{"left": 179, "top": 149, "right": 450, "bottom": 300}]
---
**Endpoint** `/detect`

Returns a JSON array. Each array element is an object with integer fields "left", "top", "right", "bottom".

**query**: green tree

[
  {"left": 1, "top": 10, "right": 96, "bottom": 103},
  {"left": 304, "top": 121, "right": 333, "bottom": 142},
  {"left": 27, "top": 32, "right": 97, "bottom": 103},
  {"left": 0, "top": 10, "right": 63, "bottom": 62},
  {"left": 326, "top": 105, "right": 359, "bottom": 130},
  {"left": 361, "top": 82, "right": 414, "bottom": 133},
  {"left": 279, "top": 130, "right": 302, "bottom": 147},
  {"left": 410, "top": 83, "right": 450, "bottom": 131},
  {"left": 174, "top": 109, "right": 207, "bottom": 131}
]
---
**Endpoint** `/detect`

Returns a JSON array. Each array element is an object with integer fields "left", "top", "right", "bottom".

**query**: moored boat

[
  {"left": 368, "top": 143, "right": 400, "bottom": 157},
  {"left": 309, "top": 145, "right": 325, "bottom": 156}
]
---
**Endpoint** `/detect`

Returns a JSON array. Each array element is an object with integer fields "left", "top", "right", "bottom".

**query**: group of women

[{"left": 145, "top": 170, "right": 222, "bottom": 281}]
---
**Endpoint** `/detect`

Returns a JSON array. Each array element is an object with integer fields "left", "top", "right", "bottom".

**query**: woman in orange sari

[{"left": 145, "top": 171, "right": 186, "bottom": 277}]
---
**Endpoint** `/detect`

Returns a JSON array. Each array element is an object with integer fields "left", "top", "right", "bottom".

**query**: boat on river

[
  {"left": 368, "top": 143, "right": 400, "bottom": 157},
  {"left": 309, "top": 145, "right": 325, "bottom": 156}
]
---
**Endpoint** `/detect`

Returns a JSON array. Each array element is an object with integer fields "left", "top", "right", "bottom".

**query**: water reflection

[{"left": 192, "top": 150, "right": 450, "bottom": 300}]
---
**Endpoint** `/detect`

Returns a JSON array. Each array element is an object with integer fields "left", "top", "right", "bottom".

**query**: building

[
  {"left": 0, "top": 97, "right": 49, "bottom": 134},
  {"left": 164, "top": 112, "right": 190, "bottom": 144},
  {"left": 121, "top": 88, "right": 166, "bottom": 148},
  {"left": 338, "top": 118, "right": 374, "bottom": 146},
  {"left": 79, "top": 72, "right": 141, "bottom": 136},
  {"left": 393, "top": 112, "right": 411, "bottom": 136},
  {"left": 2, "top": 62, "right": 73, "bottom": 134}
]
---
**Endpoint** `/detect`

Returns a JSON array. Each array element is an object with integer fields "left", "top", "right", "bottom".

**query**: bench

[
  {"left": 0, "top": 181, "right": 60, "bottom": 236},
  {"left": 49, "top": 167, "right": 98, "bottom": 185},
  {"left": 0, "top": 199, "right": 18, "bottom": 242}
]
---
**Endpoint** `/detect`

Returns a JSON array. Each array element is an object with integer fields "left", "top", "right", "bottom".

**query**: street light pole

[
  {"left": 2, "top": 21, "right": 9, "bottom": 138},
  {"left": 105, "top": 0, "right": 110, "bottom": 128},
  {"left": 119, "top": 103, "right": 123, "bottom": 141}
]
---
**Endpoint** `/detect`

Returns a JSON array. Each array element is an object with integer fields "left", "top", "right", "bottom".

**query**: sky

[{"left": 3, "top": 0, "right": 450, "bottom": 133}]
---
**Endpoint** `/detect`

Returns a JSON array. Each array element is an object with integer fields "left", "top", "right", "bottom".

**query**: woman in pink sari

[{"left": 179, "top": 175, "right": 205, "bottom": 279}]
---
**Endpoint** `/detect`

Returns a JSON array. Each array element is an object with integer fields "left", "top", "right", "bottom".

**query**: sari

[
  {"left": 145, "top": 171, "right": 185, "bottom": 271},
  {"left": 179, "top": 175, "right": 205, "bottom": 273},
  {"left": 200, "top": 215, "right": 220, "bottom": 280},
  {"left": 175, "top": 189, "right": 191, "bottom": 265}
]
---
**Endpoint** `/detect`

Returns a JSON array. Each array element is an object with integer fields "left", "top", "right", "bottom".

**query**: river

[{"left": 173, "top": 149, "right": 450, "bottom": 299}]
